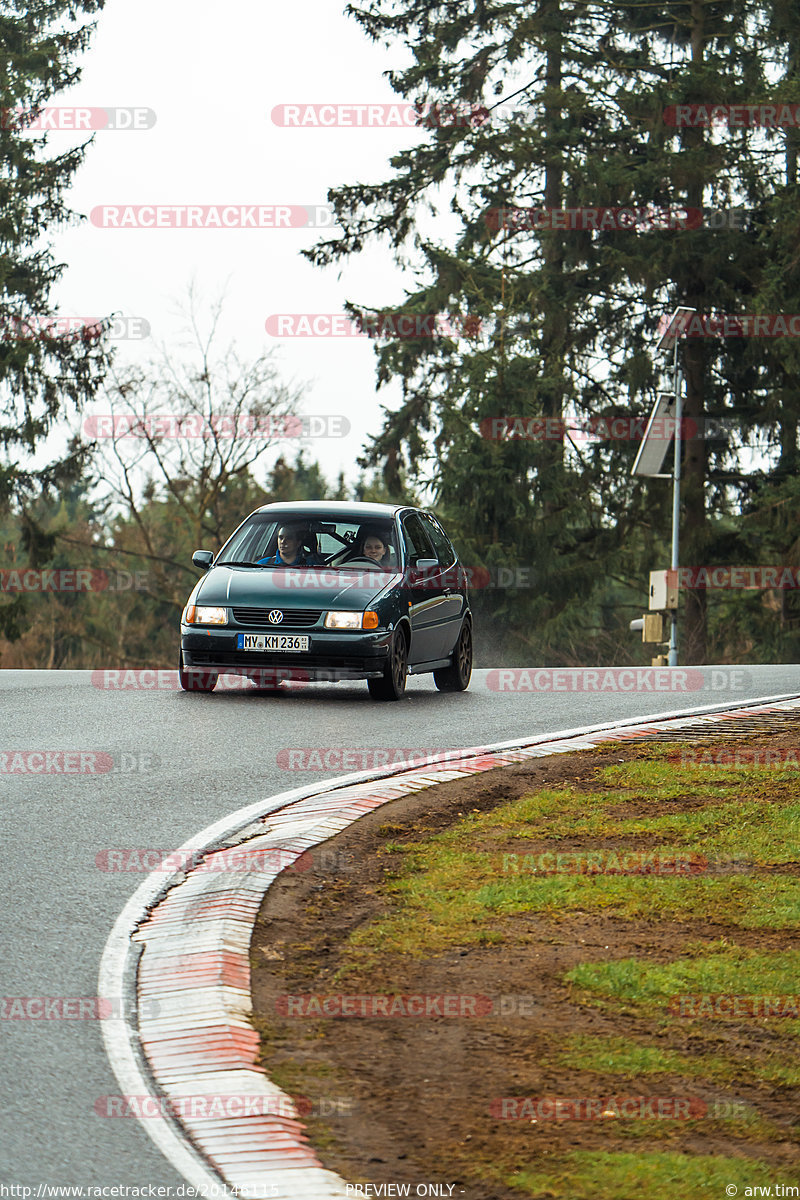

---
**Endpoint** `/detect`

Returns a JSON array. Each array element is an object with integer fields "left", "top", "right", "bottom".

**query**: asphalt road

[{"left": 2, "top": 664, "right": 799, "bottom": 1189}]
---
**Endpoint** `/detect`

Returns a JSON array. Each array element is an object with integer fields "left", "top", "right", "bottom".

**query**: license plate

[{"left": 237, "top": 634, "right": 309, "bottom": 652}]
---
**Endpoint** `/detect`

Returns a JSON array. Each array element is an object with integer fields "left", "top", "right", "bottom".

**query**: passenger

[
  {"left": 358, "top": 528, "right": 394, "bottom": 569},
  {"left": 257, "top": 525, "right": 317, "bottom": 566}
]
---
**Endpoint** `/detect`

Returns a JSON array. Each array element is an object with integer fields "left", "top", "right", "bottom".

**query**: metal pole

[{"left": 668, "top": 338, "right": 682, "bottom": 666}]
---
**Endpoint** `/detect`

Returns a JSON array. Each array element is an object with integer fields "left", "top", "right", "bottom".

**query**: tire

[
  {"left": 178, "top": 650, "right": 218, "bottom": 693},
  {"left": 367, "top": 629, "right": 408, "bottom": 701},
  {"left": 433, "top": 619, "right": 473, "bottom": 692}
]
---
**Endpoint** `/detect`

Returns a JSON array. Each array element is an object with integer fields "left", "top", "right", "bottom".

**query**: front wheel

[
  {"left": 434, "top": 620, "right": 472, "bottom": 692},
  {"left": 178, "top": 651, "right": 218, "bottom": 693},
  {"left": 367, "top": 630, "right": 408, "bottom": 701}
]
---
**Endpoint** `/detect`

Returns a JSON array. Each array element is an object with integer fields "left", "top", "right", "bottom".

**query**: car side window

[
  {"left": 421, "top": 514, "right": 455, "bottom": 569},
  {"left": 402, "top": 513, "right": 435, "bottom": 563}
]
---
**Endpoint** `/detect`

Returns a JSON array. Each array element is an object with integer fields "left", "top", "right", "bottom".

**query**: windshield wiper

[{"left": 216, "top": 560, "right": 263, "bottom": 568}]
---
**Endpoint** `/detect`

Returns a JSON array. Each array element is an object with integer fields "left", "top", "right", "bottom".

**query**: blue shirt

[{"left": 255, "top": 550, "right": 321, "bottom": 566}]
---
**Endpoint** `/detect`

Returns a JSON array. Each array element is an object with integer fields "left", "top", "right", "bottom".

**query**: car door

[
  {"left": 419, "top": 512, "right": 466, "bottom": 657},
  {"left": 401, "top": 512, "right": 452, "bottom": 664}
]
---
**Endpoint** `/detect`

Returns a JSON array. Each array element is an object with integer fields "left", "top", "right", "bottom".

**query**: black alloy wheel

[
  {"left": 433, "top": 620, "right": 472, "bottom": 692},
  {"left": 367, "top": 629, "right": 408, "bottom": 701}
]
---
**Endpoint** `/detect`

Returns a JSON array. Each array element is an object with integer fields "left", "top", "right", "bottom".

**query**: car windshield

[{"left": 216, "top": 513, "right": 401, "bottom": 570}]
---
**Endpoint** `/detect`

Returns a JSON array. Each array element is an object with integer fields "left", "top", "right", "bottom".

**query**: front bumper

[{"left": 180, "top": 625, "right": 392, "bottom": 680}]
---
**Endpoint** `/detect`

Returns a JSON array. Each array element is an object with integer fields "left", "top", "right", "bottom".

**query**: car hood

[{"left": 196, "top": 565, "right": 401, "bottom": 609}]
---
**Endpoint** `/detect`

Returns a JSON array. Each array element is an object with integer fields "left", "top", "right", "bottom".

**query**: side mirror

[
  {"left": 192, "top": 550, "right": 214, "bottom": 570},
  {"left": 414, "top": 558, "right": 438, "bottom": 572}
]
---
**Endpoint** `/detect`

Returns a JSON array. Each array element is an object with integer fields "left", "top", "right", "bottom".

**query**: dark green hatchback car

[{"left": 179, "top": 501, "right": 473, "bottom": 700}]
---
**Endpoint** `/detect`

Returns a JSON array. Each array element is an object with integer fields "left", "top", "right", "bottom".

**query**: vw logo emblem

[{"left": 268, "top": 609, "right": 284, "bottom": 624}]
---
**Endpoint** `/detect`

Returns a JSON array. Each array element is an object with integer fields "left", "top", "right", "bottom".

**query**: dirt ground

[{"left": 250, "top": 729, "right": 800, "bottom": 1198}]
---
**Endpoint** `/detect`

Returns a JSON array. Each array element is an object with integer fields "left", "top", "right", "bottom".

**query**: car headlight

[
  {"left": 324, "top": 611, "right": 379, "bottom": 630},
  {"left": 184, "top": 605, "right": 228, "bottom": 625}
]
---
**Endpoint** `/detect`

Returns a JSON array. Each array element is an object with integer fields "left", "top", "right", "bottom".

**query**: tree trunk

[{"left": 540, "top": 0, "right": 567, "bottom": 496}]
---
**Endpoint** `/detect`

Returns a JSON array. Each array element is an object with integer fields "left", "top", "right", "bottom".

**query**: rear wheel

[
  {"left": 434, "top": 620, "right": 472, "bottom": 692},
  {"left": 178, "top": 650, "right": 218, "bottom": 693},
  {"left": 367, "top": 629, "right": 408, "bottom": 701}
]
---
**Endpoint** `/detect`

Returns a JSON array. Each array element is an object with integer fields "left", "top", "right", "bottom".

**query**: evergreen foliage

[
  {"left": 0, "top": 0, "right": 111, "bottom": 509},
  {"left": 307, "top": 0, "right": 800, "bottom": 664}
]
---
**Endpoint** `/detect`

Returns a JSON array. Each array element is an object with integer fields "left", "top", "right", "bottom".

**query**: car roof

[{"left": 253, "top": 500, "right": 410, "bottom": 519}]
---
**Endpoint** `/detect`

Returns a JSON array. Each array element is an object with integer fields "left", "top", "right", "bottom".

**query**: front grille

[{"left": 231, "top": 607, "right": 322, "bottom": 628}]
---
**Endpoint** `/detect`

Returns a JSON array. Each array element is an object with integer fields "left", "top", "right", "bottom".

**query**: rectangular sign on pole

[
  {"left": 656, "top": 306, "right": 695, "bottom": 351},
  {"left": 631, "top": 392, "right": 676, "bottom": 477}
]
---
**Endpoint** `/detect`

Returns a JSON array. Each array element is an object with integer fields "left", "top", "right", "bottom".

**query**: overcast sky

[{"left": 48, "top": 0, "right": 432, "bottom": 488}]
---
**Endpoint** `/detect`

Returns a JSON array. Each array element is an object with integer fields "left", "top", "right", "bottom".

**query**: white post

[{"left": 668, "top": 336, "right": 682, "bottom": 667}]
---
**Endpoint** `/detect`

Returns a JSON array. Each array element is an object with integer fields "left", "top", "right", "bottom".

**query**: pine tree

[
  {"left": 0, "top": 0, "right": 110, "bottom": 512},
  {"left": 309, "top": 0, "right": 790, "bottom": 664},
  {"left": 309, "top": 0, "right": 659, "bottom": 661}
]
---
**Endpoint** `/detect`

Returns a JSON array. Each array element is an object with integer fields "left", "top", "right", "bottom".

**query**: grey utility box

[{"left": 649, "top": 569, "right": 679, "bottom": 610}]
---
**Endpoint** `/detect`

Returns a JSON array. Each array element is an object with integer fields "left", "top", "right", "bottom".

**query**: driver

[{"left": 256, "top": 525, "right": 320, "bottom": 566}]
